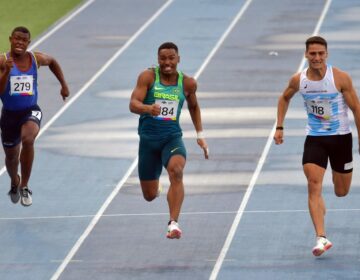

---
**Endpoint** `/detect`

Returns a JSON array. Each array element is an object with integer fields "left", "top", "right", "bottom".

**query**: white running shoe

[
  {"left": 20, "top": 187, "right": 32, "bottom": 207},
  {"left": 166, "top": 221, "right": 182, "bottom": 239},
  {"left": 312, "top": 236, "right": 332, "bottom": 257}
]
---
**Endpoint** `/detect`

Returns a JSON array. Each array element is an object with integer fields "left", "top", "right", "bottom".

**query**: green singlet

[{"left": 138, "top": 66, "right": 185, "bottom": 140}]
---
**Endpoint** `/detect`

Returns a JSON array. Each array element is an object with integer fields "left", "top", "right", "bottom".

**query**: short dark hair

[
  {"left": 11, "top": 26, "right": 31, "bottom": 38},
  {"left": 305, "top": 36, "right": 327, "bottom": 51},
  {"left": 158, "top": 42, "right": 178, "bottom": 54}
]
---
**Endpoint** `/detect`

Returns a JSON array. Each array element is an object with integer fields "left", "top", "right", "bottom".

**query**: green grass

[{"left": 0, "top": 0, "right": 83, "bottom": 52}]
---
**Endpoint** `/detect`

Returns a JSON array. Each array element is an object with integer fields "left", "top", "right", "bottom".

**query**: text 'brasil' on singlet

[
  {"left": 138, "top": 66, "right": 185, "bottom": 139},
  {"left": 299, "top": 65, "right": 351, "bottom": 136},
  {"left": 0, "top": 52, "right": 39, "bottom": 111}
]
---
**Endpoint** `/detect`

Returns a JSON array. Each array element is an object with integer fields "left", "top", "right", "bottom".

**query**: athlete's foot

[
  {"left": 167, "top": 221, "right": 182, "bottom": 239},
  {"left": 312, "top": 236, "right": 332, "bottom": 257},
  {"left": 8, "top": 174, "right": 21, "bottom": 204},
  {"left": 20, "top": 187, "right": 33, "bottom": 207}
]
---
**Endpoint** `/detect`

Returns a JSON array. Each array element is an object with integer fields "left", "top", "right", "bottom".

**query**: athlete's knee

[
  {"left": 21, "top": 134, "right": 36, "bottom": 147},
  {"left": 143, "top": 192, "right": 156, "bottom": 202},
  {"left": 334, "top": 187, "right": 349, "bottom": 197},
  {"left": 6, "top": 154, "right": 18, "bottom": 163},
  {"left": 307, "top": 178, "right": 322, "bottom": 190},
  {"left": 332, "top": 173, "right": 351, "bottom": 197},
  {"left": 168, "top": 165, "right": 183, "bottom": 182},
  {"left": 140, "top": 182, "right": 158, "bottom": 202}
]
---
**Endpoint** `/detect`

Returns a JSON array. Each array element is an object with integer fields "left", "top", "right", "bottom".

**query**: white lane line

[
  {"left": 50, "top": 158, "right": 138, "bottom": 279},
  {"left": 209, "top": 1, "right": 332, "bottom": 279},
  {"left": 1, "top": 207, "right": 359, "bottom": 221},
  {"left": 29, "top": 0, "right": 96, "bottom": 51},
  {"left": 0, "top": 0, "right": 95, "bottom": 177},
  {"left": 49, "top": 0, "right": 264, "bottom": 277},
  {"left": 194, "top": 0, "right": 253, "bottom": 79},
  {"left": 49, "top": 1, "right": 175, "bottom": 279}
]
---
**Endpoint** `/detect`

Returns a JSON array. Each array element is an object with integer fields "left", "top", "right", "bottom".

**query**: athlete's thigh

[
  {"left": 161, "top": 136, "right": 186, "bottom": 168},
  {"left": 0, "top": 109, "right": 22, "bottom": 148},
  {"left": 329, "top": 133, "right": 353, "bottom": 173},
  {"left": 302, "top": 135, "right": 328, "bottom": 169},
  {"left": 138, "top": 137, "right": 163, "bottom": 180},
  {"left": 332, "top": 170, "right": 352, "bottom": 195}
]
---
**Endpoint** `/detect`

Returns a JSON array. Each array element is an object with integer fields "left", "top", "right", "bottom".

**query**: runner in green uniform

[{"left": 130, "top": 42, "right": 209, "bottom": 239}]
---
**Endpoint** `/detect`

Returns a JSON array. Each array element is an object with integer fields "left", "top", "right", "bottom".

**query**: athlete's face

[
  {"left": 158, "top": 48, "right": 180, "bottom": 76},
  {"left": 9, "top": 31, "right": 31, "bottom": 56},
  {"left": 305, "top": 43, "right": 328, "bottom": 70}
]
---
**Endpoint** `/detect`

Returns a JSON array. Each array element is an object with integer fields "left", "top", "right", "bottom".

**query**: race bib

[
  {"left": 10, "top": 75, "right": 33, "bottom": 96},
  {"left": 306, "top": 99, "right": 331, "bottom": 120},
  {"left": 154, "top": 99, "right": 178, "bottom": 121}
]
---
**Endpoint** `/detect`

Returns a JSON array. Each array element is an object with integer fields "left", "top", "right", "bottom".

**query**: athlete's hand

[
  {"left": 60, "top": 84, "right": 70, "bottom": 101},
  {"left": 4, "top": 57, "right": 14, "bottom": 72},
  {"left": 273, "top": 130, "right": 284, "bottom": 145},
  {"left": 149, "top": 103, "right": 161, "bottom": 116},
  {"left": 197, "top": 138, "right": 209, "bottom": 159}
]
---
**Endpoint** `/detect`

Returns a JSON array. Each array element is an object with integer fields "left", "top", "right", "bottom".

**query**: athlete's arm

[
  {"left": 0, "top": 55, "right": 13, "bottom": 95},
  {"left": 129, "top": 69, "right": 160, "bottom": 116},
  {"left": 274, "top": 73, "right": 300, "bottom": 145},
  {"left": 335, "top": 68, "right": 360, "bottom": 154},
  {"left": 184, "top": 76, "right": 209, "bottom": 159},
  {"left": 34, "top": 51, "right": 69, "bottom": 101}
]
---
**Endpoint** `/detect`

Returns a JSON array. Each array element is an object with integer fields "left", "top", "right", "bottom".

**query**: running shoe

[
  {"left": 312, "top": 236, "right": 332, "bottom": 257},
  {"left": 20, "top": 187, "right": 32, "bottom": 207},
  {"left": 156, "top": 182, "right": 163, "bottom": 197},
  {"left": 8, "top": 175, "right": 20, "bottom": 204},
  {"left": 166, "top": 221, "right": 182, "bottom": 239}
]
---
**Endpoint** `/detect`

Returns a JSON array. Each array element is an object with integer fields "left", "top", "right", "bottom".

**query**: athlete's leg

[
  {"left": 4, "top": 144, "right": 21, "bottom": 186},
  {"left": 138, "top": 137, "right": 162, "bottom": 201},
  {"left": 140, "top": 180, "right": 160, "bottom": 201},
  {"left": 303, "top": 163, "right": 326, "bottom": 237},
  {"left": 166, "top": 155, "right": 185, "bottom": 222},
  {"left": 328, "top": 134, "right": 353, "bottom": 197},
  {"left": 19, "top": 121, "right": 39, "bottom": 188},
  {"left": 332, "top": 171, "right": 352, "bottom": 197}
]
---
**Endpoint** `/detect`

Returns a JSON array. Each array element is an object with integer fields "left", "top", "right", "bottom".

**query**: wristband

[
  {"left": 276, "top": 126, "right": 284, "bottom": 130},
  {"left": 197, "top": 131, "right": 205, "bottom": 139}
]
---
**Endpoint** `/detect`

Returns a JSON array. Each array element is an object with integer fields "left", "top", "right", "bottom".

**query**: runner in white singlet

[{"left": 274, "top": 36, "right": 360, "bottom": 257}]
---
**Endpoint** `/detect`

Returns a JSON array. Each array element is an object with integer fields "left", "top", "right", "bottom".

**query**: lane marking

[
  {"left": 193, "top": 0, "right": 253, "bottom": 79},
  {"left": 49, "top": 1, "right": 175, "bottom": 279},
  {"left": 29, "top": 0, "right": 96, "bottom": 51},
  {"left": 51, "top": 0, "right": 260, "bottom": 277},
  {"left": 50, "top": 158, "right": 138, "bottom": 279},
  {"left": 0, "top": 208, "right": 360, "bottom": 221},
  {"left": 209, "top": 1, "right": 333, "bottom": 279}
]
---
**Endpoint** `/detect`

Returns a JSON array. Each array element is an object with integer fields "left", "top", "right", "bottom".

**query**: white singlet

[{"left": 299, "top": 65, "right": 351, "bottom": 136}]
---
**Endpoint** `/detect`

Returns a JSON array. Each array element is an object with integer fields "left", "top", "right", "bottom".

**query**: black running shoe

[{"left": 8, "top": 175, "right": 20, "bottom": 204}]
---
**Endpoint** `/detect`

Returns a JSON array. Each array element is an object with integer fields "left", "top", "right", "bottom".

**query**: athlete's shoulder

[
  {"left": 289, "top": 72, "right": 301, "bottom": 88},
  {"left": 332, "top": 66, "right": 353, "bottom": 90},
  {"left": 332, "top": 66, "right": 349, "bottom": 78},
  {"left": 137, "top": 68, "right": 155, "bottom": 85},
  {"left": 183, "top": 74, "right": 197, "bottom": 90}
]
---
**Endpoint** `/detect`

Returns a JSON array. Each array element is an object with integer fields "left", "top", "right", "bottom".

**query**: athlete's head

[
  {"left": 305, "top": 36, "right": 327, "bottom": 51},
  {"left": 158, "top": 42, "right": 178, "bottom": 54},
  {"left": 11, "top": 26, "right": 31, "bottom": 39},
  {"left": 158, "top": 42, "right": 180, "bottom": 76},
  {"left": 305, "top": 36, "right": 328, "bottom": 70},
  {"left": 9, "top": 26, "right": 31, "bottom": 56}
]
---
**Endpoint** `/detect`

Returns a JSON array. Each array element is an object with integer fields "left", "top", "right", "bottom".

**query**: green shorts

[{"left": 138, "top": 135, "right": 186, "bottom": 180}]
